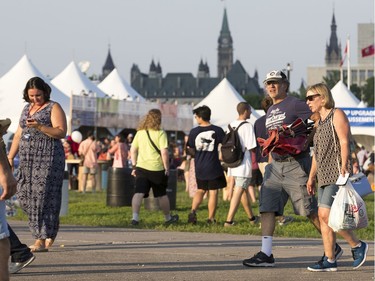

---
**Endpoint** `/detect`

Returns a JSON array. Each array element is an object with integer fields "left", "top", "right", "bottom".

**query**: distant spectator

[
  {"left": 130, "top": 109, "right": 179, "bottom": 225},
  {"left": 67, "top": 134, "right": 80, "bottom": 183},
  {"left": 356, "top": 146, "right": 368, "bottom": 172},
  {"left": 79, "top": 133, "right": 101, "bottom": 193},
  {"left": 108, "top": 134, "right": 128, "bottom": 168}
]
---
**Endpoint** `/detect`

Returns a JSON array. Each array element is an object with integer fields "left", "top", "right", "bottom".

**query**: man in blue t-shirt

[
  {"left": 186, "top": 105, "right": 226, "bottom": 224},
  {"left": 243, "top": 70, "right": 337, "bottom": 268}
]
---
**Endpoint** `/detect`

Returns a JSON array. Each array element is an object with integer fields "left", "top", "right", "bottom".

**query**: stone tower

[
  {"left": 217, "top": 8, "right": 233, "bottom": 79},
  {"left": 325, "top": 12, "right": 342, "bottom": 66}
]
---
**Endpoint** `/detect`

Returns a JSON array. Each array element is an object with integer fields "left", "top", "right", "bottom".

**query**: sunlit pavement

[{"left": 8, "top": 220, "right": 374, "bottom": 281}]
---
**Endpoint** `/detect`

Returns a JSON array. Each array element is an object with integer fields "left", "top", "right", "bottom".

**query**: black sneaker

[
  {"left": 249, "top": 216, "right": 260, "bottom": 226},
  {"left": 243, "top": 251, "right": 275, "bottom": 267},
  {"left": 319, "top": 243, "right": 343, "bottom": 263},
  {"left": 278, "top": 216, "right": 294, "bottom": 226},
  {"left": 188, "top": 211, "right": 197, "bottom": 224},
  {"left": 130, "top": 219, "right": 139, "bottom": 226},
  {"left": 165, "top": 214, "right": 179, "bottom": 224},
  {"left": 206, "top": 218, "right": 217, "bottom": 225},
  {"left": 9, "top": 254, "right": 35, "bottom": 274}
]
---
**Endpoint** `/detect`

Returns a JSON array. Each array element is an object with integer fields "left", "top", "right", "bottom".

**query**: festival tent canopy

[
  {"left": 331, "top": 80, "right": 360, "bottom": 108},
  {"left": 194, "top": 78, "right": 261, "bottom": 128},
  {"left": 0, "top": 55, "right": 70, "bottom": 138},
  {"left": 97, "top": 68, "right": 145, "bottom": 101},
  {"left": 51, "top": 61, "right": 107, "bottom": 98},
  {"left": 357, "top": 100, "right": 368, "bottom": 108},
  {"left": 331, "top": 81, "right": 373, "bottom": 149}
]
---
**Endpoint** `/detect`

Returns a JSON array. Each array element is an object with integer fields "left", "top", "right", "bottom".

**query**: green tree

[
  {"left": 244, "top": 94, "right": 263, "bottom": 110},
  {"left": 322, "top": 71, "right": 341, "bottom": 88},
  {"left": 362, "top": 77, "right": 374, "bottom": 107},
  {"left": 350, "top": 84, "right": 362, "bottom": 100}
]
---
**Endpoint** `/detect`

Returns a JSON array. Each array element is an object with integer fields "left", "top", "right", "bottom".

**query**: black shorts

[
  {"left": 250, "top": 169, "right": 263, "bottom": 186},
  {"left": 196, "top": 174, "right": 227, "bottom": 191},
  {"left": 134, "top": 167, "right": 168, "bottom": 197}
]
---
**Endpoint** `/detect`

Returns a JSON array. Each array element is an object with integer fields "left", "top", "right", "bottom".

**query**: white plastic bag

[{"left": 328, "top": 181, "right": 368, "bottom": 232}]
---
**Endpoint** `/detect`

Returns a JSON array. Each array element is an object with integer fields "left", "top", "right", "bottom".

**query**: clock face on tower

[{"left": 222, "top": 38, "right": 228, "bottom": 44}]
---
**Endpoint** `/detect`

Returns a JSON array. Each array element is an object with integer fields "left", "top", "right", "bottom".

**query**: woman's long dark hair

[{"left": 23, "top": 77, "right": 51, "bottom": 103}]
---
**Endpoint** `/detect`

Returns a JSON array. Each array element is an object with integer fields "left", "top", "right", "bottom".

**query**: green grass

[{"left": 10, "top": 182, "right": 374, "bottom": 240}]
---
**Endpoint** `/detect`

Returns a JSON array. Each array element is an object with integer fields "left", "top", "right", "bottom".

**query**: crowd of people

[{"left": 1, "top": 71, "right": 372, "bottom": 280}]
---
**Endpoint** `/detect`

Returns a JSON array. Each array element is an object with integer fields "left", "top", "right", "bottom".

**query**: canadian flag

[
  {"left": 361, "top": 44, "right": 374, "bottom": 57},
  {"left": 340, "top": 44, "right": 348, "bottom": 67}
]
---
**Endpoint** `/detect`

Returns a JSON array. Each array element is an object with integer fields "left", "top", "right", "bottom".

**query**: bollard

[{"left": 60, "top": 171, "right": 69, "bottom": 216}]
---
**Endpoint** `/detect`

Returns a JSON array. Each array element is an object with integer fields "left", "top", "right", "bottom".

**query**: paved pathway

[{"left": 8, "top": 220, "right": 374, "bottom": 281}]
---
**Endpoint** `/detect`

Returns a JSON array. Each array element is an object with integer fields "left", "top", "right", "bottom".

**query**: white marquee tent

[
  {"left": 51, "top": 61, "right": 107, "bottom": 98},
  {"left": 0, "top": 55, "right": 70, "bottom": 141},
  {"left": 195, "top": 78, "right": 261, "bottom": 129},
  {"left": 331, "top": 80, "right": 360, "bottom": 108},
  {"left": 97, "top": 68, "right": 145, "bottom": 101}
]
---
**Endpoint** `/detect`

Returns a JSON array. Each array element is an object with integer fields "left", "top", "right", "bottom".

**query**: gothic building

[
  {"left": 325, "top": 13, "right": 342, "bottom": 66},
  {"left": 101, "top": 45, "right": 116, "bottom": 81},
  {"left": 128, "top": 9, "right": 262, "bottom": 104},
  {"left": 307, "top": 12, "right": 373, "bottom": 87},
  {"left": 217, "top": 9, "right": 233, "bottom": 79}
]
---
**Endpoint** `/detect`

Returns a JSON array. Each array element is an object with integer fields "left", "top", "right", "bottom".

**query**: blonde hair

[
  {"left": 137, "top": 108, "right": 162, "bottom": 130},
  {"left": 306, "top": 83, "right": 335, "bottom": 109}
]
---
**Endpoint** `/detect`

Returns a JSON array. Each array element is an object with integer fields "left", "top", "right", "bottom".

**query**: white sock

[
  {"left": 261, "top": 236, "right": 273, "bottom": 257},
  {"left": 327, "top": 258, "right": 335, "bottom": 263},
  {"left": 132, "top": 213, "right": 139, "bottom": 221},
  {"left": 353, "top": 242, "right": 362, "bottom": 248}
]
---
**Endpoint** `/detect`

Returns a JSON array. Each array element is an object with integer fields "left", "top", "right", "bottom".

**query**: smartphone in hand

[{"left": 335, "top": 173, "right": 350, "bottom": 185}]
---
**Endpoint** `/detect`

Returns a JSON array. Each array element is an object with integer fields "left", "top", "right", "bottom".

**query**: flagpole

[
  {"left": 340, "top": 65, "right": 343, "bottom": 81},
  {"left": 347, "top": 35, "right": 351, "bottom": 90}
]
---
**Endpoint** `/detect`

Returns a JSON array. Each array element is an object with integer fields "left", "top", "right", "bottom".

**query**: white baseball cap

[{"left": 263, "top": 70, "right": 288, "bottom": 84}]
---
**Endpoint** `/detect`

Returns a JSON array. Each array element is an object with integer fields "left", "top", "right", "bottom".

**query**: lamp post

[{"left": 286, "top": 63, "right": 292, "bottom": 82}]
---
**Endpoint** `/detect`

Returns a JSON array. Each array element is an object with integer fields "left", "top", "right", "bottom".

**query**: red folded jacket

[{"left": 257, "top": 118, "right": 309, "bottom": 157}]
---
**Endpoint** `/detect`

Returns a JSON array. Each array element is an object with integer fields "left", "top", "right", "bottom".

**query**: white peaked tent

[
  {"left": 331, "top": 80, "right": 360, "bottom": 107},
  {"left": 331, "top": 81, "right": 373, "bottom": 148},
  {"left": 97, "top": 68, "right": 145, "bottom": 101},
  {"left": 195, "top": 78, "right": 261, "bottom": 128},
  {"left": 357, "top": 100, "right": 367, "bottom": 108},
  {"left": 0, "top": 55, "right": 70, "bottom": 138},
  {"left": 51, "top": 61, "right": 107, "bottom": 98}
]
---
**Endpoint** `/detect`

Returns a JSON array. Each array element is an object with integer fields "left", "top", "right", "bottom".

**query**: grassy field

[{"left": 10, "top": 182, "right": 374, "bottom": 240}]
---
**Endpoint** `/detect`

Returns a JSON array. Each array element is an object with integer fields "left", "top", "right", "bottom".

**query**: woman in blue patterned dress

[{"left": 8, "top": 77, "right": 67, "bottom": 252}]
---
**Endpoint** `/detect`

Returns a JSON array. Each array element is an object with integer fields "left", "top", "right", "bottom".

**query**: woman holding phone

[
  {"left": 7, "top": 77, "right": 67, "bottom": 252},
  {"left": 305, "top": 83, "right": 368, "bottom": 272}
]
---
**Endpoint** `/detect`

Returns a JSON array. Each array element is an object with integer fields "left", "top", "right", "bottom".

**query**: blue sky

[{"left": 0, "top": 0, "right": 373, "bottom": 91}]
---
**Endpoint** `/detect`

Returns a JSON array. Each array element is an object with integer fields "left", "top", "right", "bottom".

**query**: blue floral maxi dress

[{"left": 16, "top": 101, "right": 65, "bottom": 240}]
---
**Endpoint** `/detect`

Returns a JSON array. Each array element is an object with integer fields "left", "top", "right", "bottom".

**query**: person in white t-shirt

[
  {"left": 356, "top": 146, "right": 368, "bottom": 172},
  {"left": 224, "top": 102, "right": 259, "bottom": 227}
]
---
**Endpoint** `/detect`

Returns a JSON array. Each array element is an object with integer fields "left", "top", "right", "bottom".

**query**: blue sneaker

[
  {"left": 352, "top": 241, "right": 368, "bottom": 269},
  {"left": 307, "top": 259, "right": 337, "bottom": 272}
]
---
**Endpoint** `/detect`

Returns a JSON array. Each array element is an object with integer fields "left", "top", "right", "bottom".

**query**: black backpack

[{"left": 221, "top": 121, "right": 247, "bottom": 168}]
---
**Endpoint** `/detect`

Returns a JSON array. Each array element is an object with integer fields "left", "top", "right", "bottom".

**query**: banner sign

[
  {"left": 71, "top": 96, "right": 193, "bottom": 132},
  {"left": 342, "top": 108, "right": 375, "bottom": 127}
]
